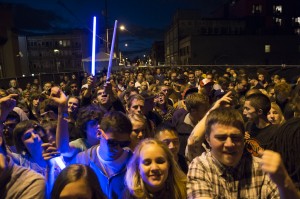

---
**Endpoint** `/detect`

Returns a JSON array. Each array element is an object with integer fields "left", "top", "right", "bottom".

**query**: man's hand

[
  {"left": 0, "top": 94, "right": 18, "bottom": 122},
  {"left": 260, "top": 150, "right": 287, "bottom": 186},
  {"left": 42, "top": 142, "right": 60, "bottom": 166},
  {"left": 210, "top": 91, "right": 232, "bottom": 111},
  {"left": 49, "top": 87, "right": 67, "bottom": 107}
]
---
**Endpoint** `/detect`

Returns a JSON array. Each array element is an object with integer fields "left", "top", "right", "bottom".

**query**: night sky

[{"left": 0, "top": 0, "right": 228, "bottom": 58}]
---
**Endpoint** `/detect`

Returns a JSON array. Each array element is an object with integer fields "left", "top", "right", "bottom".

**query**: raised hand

[
  {"left": 49, "top": 86, "right": 67, "bottom": 107},
  {"left": 0, "top": 94, "right": 18, "bottom": 122}
]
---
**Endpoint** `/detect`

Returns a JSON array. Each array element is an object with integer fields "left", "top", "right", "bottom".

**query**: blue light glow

[{"left": 91, "top": 16, "right": 96, "bottom": 76}]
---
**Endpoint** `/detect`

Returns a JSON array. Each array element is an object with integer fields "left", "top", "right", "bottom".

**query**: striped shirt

[{"left": 187, "top": 151, "right": 280, "bottom": 199}]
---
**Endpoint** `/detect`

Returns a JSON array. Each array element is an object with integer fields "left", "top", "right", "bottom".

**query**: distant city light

[
  {"left": 125, "top": 43, "right": 128, "bottom": 47},
  {"left": 54, "top": 49, "right": 59, "bottom": 53},
  {"left": 31, "top": 74, "right": 34, "bottom": 76},
  {"left": 22, "top": 74, "right": 25, "bottom": 77},
  {"left": 120, "top": 25, "right": 126, "bottom": 31}
]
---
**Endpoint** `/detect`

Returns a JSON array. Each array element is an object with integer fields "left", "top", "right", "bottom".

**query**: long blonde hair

[{"left": 125, "top": 138, "right": 186, "bottom": 198}]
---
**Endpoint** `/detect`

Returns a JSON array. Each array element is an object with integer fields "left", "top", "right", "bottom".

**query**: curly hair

[{"left": 125, "top": 138, "right": 186, "bottom": 199}]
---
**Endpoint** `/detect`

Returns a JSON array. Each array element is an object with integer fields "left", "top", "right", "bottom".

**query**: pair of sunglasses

[{"left": 101, "top": 130, "right": 131, "bottom": 148}]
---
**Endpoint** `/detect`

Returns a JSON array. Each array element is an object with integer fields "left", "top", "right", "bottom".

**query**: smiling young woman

[{"left": 123, "top": 138, "right": 186, "bottom": 199}]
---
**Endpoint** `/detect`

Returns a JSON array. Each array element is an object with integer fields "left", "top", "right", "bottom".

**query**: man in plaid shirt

[{"left": 187, "top": 107, "right": 299, "bottom": 199}]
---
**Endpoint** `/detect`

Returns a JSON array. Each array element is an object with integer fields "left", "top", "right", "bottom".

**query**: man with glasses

[{"left": 70, "top": 111, "right": 132, "bottom": 199}]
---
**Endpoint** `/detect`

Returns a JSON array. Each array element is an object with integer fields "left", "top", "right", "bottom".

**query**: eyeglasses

[{"left": 101, "top": 130, "right": 131, "bottom": 148}]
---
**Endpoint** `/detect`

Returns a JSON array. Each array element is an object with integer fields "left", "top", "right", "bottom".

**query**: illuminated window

[
  {"left": 252, "top": 4, "right": 262, "bottom": 14},
  {"left": 273, "top": 5, "right": 282, "bottom": 13},
  {"left": 295, "top": 17, "right": 300, "bottom": 25},
  {"left": 59, "top": 40, "right": 63, "bottom": 46},
  {"left": 295, "top": 28, "right": 300, "bottom": 35},
  {"left": 265, "top": 45, "right": 271, "bottom": 53},
  {"left": 275, "top": 18, "right": 282, "bottom": 26}
]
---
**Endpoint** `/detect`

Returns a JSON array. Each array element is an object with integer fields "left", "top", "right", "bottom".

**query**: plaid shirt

[{"left": 187, "top": 151, "right": 280, "bottom": 199}]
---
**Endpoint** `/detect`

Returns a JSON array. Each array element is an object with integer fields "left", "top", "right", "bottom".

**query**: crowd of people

[{"left": 1, "top": 66, "right": 300, "bottom": 198}]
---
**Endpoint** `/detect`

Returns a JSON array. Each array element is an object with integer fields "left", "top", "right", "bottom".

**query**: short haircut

[
  {"left": 205, "top": 108, "right": 245, "bottom": 136},
  {"left": 6, "top": 111, "right": 21, "bottom": 123},
  {"left": 155, "top": 123, "right": 179, "bottom": 139},
  {"left": 51, "top": 164, "right": 104, "bottom": 199},
  {"left": 126, "top": 94, "right": 145, "bottom": 110},
  {"left": 185, "top": 92, "right": 209, "bottom": 113},
  {"left": 245, "top": 93, "right": 271, "bottom": 115},
  {"left": 100, "top": 111, "right": 132, "bottom": 135}
]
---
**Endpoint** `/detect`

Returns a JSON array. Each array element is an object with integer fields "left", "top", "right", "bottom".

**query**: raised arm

[
  {"left": 261, "top": 150, "right": 300, "bottom": 199},
  {"left": 186, "top": 91, "right": 232, "bottom": 161},
  {"left": 50, "top": 87, "right": 70, "bottom": 154}
]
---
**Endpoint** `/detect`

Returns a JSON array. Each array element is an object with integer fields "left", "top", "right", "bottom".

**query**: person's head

[
  {"left": 188, "top": 72, "right": 195, "bottom": 84},
  {"left": 154, "top": 92, "right": 166, "bottom": 106},
  {"left": 126, "top": 94, "right": 145, "bottom": 115},
  {"left": 31, "top": 84, "right": 38, "bottom": 93},
  {"left": 43, "top": 82, "right": 52, "bottom": 93},
  {"left": 155, "top": 124, "right": 180, "bottom": 157},
  {"left": 128, "top": 113, "right": 149, "bottom": 150},
  {"left": 125, "top": 138, "right": 186, "bottom": 198},
  {"left": 51, "top": 164, "right": 104, "bottom": 199},
  {"left": 76, "top": 105, "right": 105, "bottom": 140},
  {"left": 69, "top": 82, "right": 79, "bottom": 96},
  {"left": 267, "top": 102, "right": 285, "bottom": 125},
  {"left": 13, "top": 120, "right": 46, "bottom": 157},
  {"left": 96, "top": 86, "right": 109, "bottom": 105},
  {"left": 41, "top": 120, "right": 57, "bottom": 143},
  {"left": 59, "top": 81, "right": 66, "bottom": 90},
  {"left": 243, "top": 93, "right": 271, "bottom": 121},
  {"left": 205, "top": 108, "right": 245, "bottom": 167},
  {"left": 98, "top": 111, "right": 132, "bottom": 160},
  {"left": 67, "top": 96, "right": 80, "bottom": 115},
  {"left": 185, "top": 92, "right": 209, "bottom": 123},
  {"left": 274, "top": 82, "right": 291, "bottom": 103},
  {"left": 9, "top": 79, "right": 17, "bottom": 88},
  {"left": 3, "top": 111, "right": 20, "bottom": 146},
  {"left": 29, "top": 92, "right": 41, "bottom": 108},
  {"left": 156, "top": 68, "right": 161, "bottom": 75},
  {"left": 170, "top": 72, "right": 177, "bottom": 81},
  {"left": 137, "top": 72, "right": 144, "bottom": 82},
  {"left": 159, "top": 85, "right": 169, "bottom": 96},
  {"left": 140, "top": 81, "right": 148, "bottom": 92}
]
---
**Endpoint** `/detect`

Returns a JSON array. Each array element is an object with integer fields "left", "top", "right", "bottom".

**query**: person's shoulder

[{"left": 73, "top": 145, "right": 98, "bottom": 164}]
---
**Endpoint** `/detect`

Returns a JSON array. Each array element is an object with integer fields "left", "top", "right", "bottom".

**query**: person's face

[
  {"left": 43, "top": 83, "right": 52, "bottom": 92},
  {"left": 268, "top": 88, "right": 275, "bottom": 98},
  {"left": 170, "top": 73, "right": 177, "bottom": 81},
  {"left": 85, "top": 120, "right": 100, "bottom": 141},
  {"left": 274, "top": 78, "right": 280, "bottom": 84},
  {"left": 137, "top": 73, "right": 143, "bottom": 81},
  {"left": 22, "top": 128, "right": 42, "bottom": 155},
  {"left": 267, "top": 107, "right": 281, "bottom": 125},
  {"left": 60, "top": 82, "right": 66, "bottom": 89},
  {"left": 156, "top": 69, "right": 161, "bottom": 75},
  {"left": 206, "top": 123, "right": 244, "bottom": 167},
  {"left": 100, "top": 131, "right": 131, "bottom": 161},
  {"left": 32, "top": 98, "right": 39, "bottom": 107},
  {"left": 10, "top": 80, "right": 17, "bottom": 88},
  {"left": 243, "top": 100, "right": 258, "bottom": 121},
  {"left": 237, "top": 80, "right": 248, "bottom": 92},
  {"left": 97, "top": 89, "right": 109, "bottom": 105},
  {"left": 33, "top": 79, "right": 39, "bottom": 84},
  {"left": 59, "top": 178, "right": 92, "bottom": 199},
  {"left": 195, "top": 70, "right": 201, "bottom": 77},
  {"left": 141, "top": 82, "right": 148, "bottom": 91},
  {"left": 128, "top": 99, "right": 144, "bottom": 115},
  {"left": 124, "top": 72, "right": 130, "bottom": 79},
  {"left": 188, "top": 74, "right": 195, "bottom": 83},
  {"left": 160, "top": 86, "right": 169, "bottom": 96},
  {"left": 68, "top": 98, "right": 79, "bottom": 113},
  {"left": 70, "top": 84, "right": 78, "bottom": 92},
  {"left": 157, "top": 131, "right": 180, "bottom": 156},
  {"left": 139, "top": 144, "right": 169, "bottom": 193},
  {"left": 155, "top": 93, "right": 166, "bottom": 105},
  {"left": 26, "top": 83, "right": 31, "bottom": 90},
  {"left": 206, "top": 75, "right": 213, "bottom": 82},
  {"left": 130, "top": 121, "right": 145, "bottom": 147},
  {"left": 258, "top": 74, "right": 265, "bottom": 82},
  {"left": 64, "top": 76, "right": 69, "bottom": 82}
]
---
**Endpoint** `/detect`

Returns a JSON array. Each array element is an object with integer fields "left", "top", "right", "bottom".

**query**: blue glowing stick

[
  {"left": 91, "top": 16, "right": 96, "bottom": 76},
  {"left": 107, "top": 20, "right": 118, "bottom": 81}
]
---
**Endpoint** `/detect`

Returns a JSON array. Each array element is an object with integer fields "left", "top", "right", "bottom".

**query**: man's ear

[
  {"left": 257, "top": 108, "right": 263, "bottom": 115},
  {"left": 205, "top": 134, "right": 211, "bottom": 147},
  {"left": 97, "top": 129, "right": 103, "bottom": 139}
]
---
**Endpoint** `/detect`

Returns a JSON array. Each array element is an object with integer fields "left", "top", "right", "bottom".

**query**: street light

[{"left": 106, "top": 24, "right": 127, "bottom": 53}]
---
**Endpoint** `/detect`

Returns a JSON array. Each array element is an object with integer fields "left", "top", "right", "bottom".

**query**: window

[
  {"left": 273, "top": 5, "right": 282, "bottom": 14},
  {"left": 252, "top": 4, "right": 262, "bottom": 14},
  {"left": 295, "top": 17, "right": 300, "bottom": 25},
  {"left": 275, "top": 18, "right": 282, "bottom": 26},
  {"left": 265, "top": 45, "right": 271, "bottom": 53},
  {"left": 295, "top": 28, "right": 300, "bottom": 35}
]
